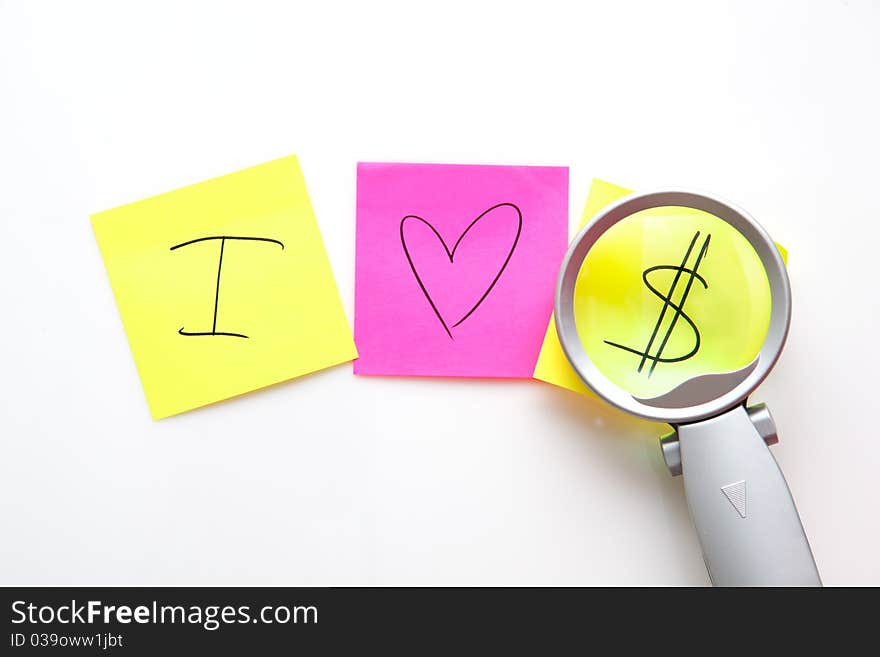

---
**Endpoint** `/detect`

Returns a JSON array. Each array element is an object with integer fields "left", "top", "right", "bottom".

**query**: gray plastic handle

[{"left": 677, "top": 405, "right": 821, "bottom": 586}]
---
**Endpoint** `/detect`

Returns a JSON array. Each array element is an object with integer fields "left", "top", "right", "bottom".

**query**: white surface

[{"left": 1, "top": 0, "right": 878, "bottom": 586}]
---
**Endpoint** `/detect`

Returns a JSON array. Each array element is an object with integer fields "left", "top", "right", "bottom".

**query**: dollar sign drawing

[{"left": 605, "top": 231, "right": 711, "bottom": 376}]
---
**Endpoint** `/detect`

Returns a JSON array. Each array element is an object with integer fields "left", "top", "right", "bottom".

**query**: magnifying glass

[{"left": 555, "top": 190, "right": 821, "bottom": 586}]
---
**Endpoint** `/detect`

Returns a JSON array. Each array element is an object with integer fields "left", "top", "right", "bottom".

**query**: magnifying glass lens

[{"left": 573, "top": 206, "right": 772, "bottom": 402}]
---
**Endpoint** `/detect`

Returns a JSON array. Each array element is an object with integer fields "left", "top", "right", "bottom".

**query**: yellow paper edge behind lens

[{"left": 532, "top": 179, "right": 788, "bottom": 396}]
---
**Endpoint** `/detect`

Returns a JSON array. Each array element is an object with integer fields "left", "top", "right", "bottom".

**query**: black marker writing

[
  {"left": 400, "top": 202, "right": 522, "bottom": 339},
  {"left": 169, "top": 235, "right": 284, "bottom": 339},
  {"left": 605, "top": 230, "right": 710, "bottom": 376}
]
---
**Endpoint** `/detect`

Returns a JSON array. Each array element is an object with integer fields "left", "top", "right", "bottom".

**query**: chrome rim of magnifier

[{"left": 554, "top": 190, "right": 792, "bottom": 425}]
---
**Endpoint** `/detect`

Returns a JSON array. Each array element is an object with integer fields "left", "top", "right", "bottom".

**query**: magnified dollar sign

[{"left": 604, "top": 231, "right": 711, "bottom": 376}]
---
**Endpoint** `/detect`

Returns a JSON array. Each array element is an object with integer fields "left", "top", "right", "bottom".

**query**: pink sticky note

[{"left": 354, "top": 162, "right": 569, "bottom": 378}]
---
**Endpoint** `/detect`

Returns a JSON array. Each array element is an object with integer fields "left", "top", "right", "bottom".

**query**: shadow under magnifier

[{"left": 539, "top": 383, "right": 662, "bottom": 438}]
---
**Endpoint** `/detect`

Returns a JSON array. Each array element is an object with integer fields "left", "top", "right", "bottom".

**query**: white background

[{"left": 1, "top": 0, "right": 878, "bottom": 586}]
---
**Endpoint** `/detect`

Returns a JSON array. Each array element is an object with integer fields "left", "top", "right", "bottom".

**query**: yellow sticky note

[
  {"left": 91, "top": 156, "right": 357, "bottom": 419},
  {"left": 532, "top": 179, "right": 788, "bottom": 396}
]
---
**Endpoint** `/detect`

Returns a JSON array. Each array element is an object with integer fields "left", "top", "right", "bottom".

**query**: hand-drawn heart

[{"left": 400, "top": 202, "right": 522, "bottom": 339}]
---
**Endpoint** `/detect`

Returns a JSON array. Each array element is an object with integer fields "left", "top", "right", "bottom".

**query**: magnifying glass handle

[{"left": 675, "top": 404, "right": 821, "bottom": 586}]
